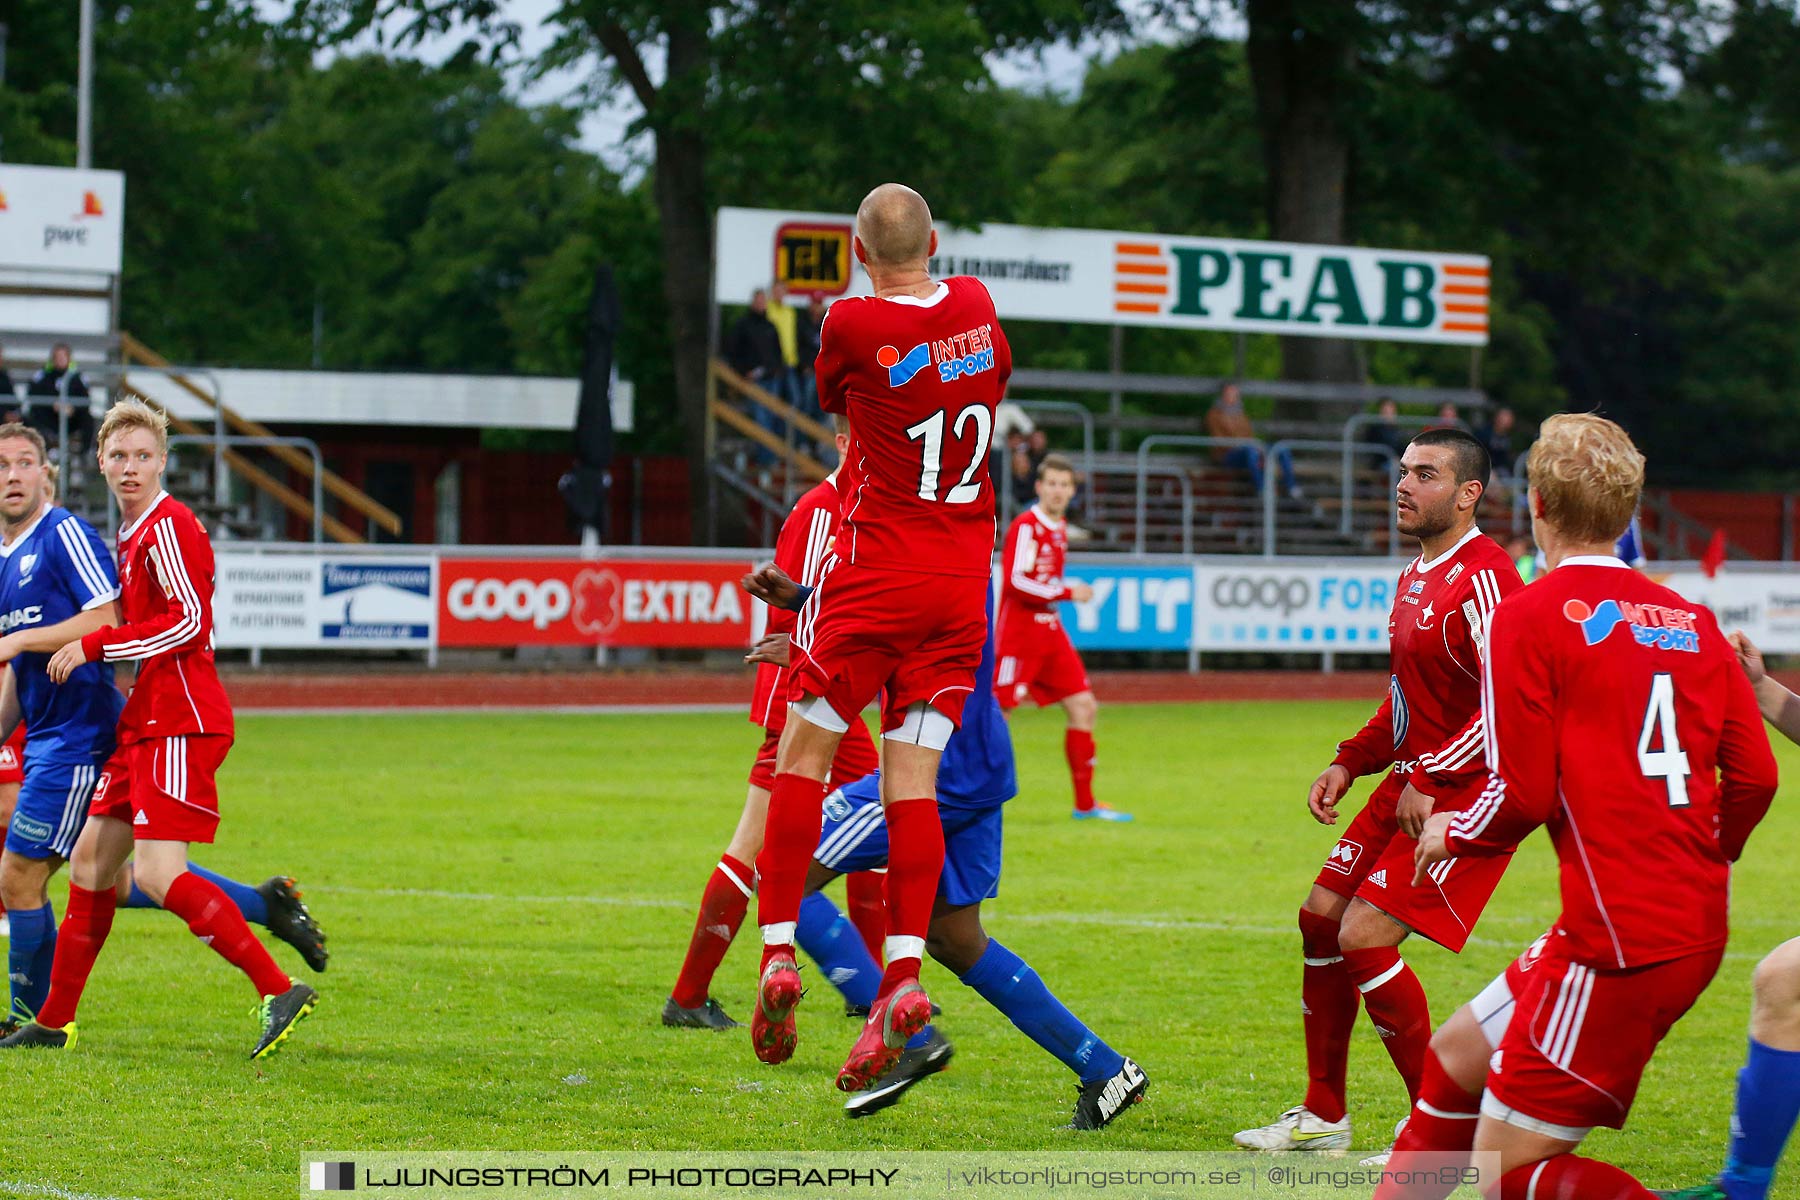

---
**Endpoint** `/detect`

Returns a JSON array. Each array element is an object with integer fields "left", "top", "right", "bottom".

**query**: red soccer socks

[
  {"left": 163, "top": 871, "right": 291, "bottom": 998},
  {"left": 1343, "top": 945, "right": 1432, "bottom": 1103},
  {"left": 876, "top": 796, "right": 944, "bottom": 990},
  {"left": 1299, "top": 908, "right": 1359, "bottom": 1123},
  {"left": 671, "top": 853, "right": 753, "bottom": 1009},
  {"left": 34, "top": 883, "right": 116, "bottom": 1029},
  {"left": 1065, "top": 729, "right": 1097, "bottom": 812}
]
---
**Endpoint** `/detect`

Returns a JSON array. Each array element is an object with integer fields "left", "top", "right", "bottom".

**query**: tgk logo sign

[{"left": 439, "top": 560, "right": 755, "bottom": 647}]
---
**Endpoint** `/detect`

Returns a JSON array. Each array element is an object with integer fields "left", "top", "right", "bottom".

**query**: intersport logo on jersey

[{"left": 438, "top": 559, "right": 756, "bottom": 647}]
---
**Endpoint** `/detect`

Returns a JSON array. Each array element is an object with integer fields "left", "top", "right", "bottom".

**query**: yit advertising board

[
  {"left": 213, "top": 554, "right": 434, "bottom": 649},
  {"left": 1056, "top": 559, "right": 1403, "bottom": 652},
  {"left": 717, "top": 207, "right": 1489, "bottom": 346},
  {"left": 437, "top": 559, "right": 756, "bottom": 648}
]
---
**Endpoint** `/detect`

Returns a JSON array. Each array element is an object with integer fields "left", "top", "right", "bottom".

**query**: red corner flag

[{"left": 1701, "top": 529, "right": 1727, "bottom": 578}]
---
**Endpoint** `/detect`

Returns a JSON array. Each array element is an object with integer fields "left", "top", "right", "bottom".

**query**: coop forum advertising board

[{"left": 716, "top": 207, "right": 1490, "bottom": 346}]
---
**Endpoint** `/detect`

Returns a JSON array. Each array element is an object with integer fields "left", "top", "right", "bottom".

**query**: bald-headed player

[{"left": 744, "top": 183, "right": 1009, "bottom": 1091}]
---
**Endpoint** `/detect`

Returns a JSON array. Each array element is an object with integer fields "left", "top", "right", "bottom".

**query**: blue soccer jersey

[
  {"left": 0, "top": 506, "right": 124, "bottom": 763},
  {"left": 933, "top": 592, "right": 1016, "bottom": 811}
]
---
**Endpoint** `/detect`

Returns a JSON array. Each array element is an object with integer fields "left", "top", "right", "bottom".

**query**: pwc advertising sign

[{"left": 438, "top": 559, "right": 757, "bottom": 648}]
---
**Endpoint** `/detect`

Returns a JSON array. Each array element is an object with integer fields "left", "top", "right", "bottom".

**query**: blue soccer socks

[
  {"left": 1722, "top": 1037, "right": 1800, "bottom": 1200},
  {"left": 6, "top": 902, "right": 56, "bottom": 1017},
  {"left": 126, "top": 862, "right": 269, "bottom": 925},
  {"left": 959, "top": 938, "right": 1124, "bottom": 1085},
  {"left": 797, "top": 891, "right": 880, "bottom": 1011}
]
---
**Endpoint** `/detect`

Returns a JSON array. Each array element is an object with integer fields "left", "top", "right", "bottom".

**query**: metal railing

[
  {"left": 1338, "top": 414, "right": 1455, "bottom": 537},
  {"left": 1132, "top": 435, "right": 1263, "bottom": 555},
  {"left": 1267, "top": 439, "right": 1401, "bottom": 557},
  {"left": 169, "top": 434, "right": 326, "bottom": 543}
]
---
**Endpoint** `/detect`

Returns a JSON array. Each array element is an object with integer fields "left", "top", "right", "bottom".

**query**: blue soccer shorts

[
  {"left": 5, "top": 757, "right": 102, "bottom": 860},
  {"left": 814, "top": 771, "right": 1004, "bottom": 907}
]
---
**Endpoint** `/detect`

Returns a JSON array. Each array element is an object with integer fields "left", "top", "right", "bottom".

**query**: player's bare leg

[
  {"left": 753, "top": 710, "right": 844, "bottom": 1064},
  {"left": 1, "top": 814, "right": 132, "bottom": 1048},
  {"left": 133, "top": 839, "right": 316, "bottom": 1059},
  {"left": 0, "top": 780, "right": 16, "bottom": 934},
  {"left": 836, "top": 727, "right": 944, "bottom": 1091},
  {"left": 666, "top": 783, "right": 766, "bottom": 1030}
]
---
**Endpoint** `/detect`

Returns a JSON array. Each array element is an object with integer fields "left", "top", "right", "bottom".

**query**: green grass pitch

[{"left": 3, "top": 701, "right": 1795, "bottom": 1198}]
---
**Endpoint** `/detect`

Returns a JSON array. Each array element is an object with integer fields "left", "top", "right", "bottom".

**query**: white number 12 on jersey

[
  {"left": 906, "top": 404, "right": 995, "bottom": 504},
  {"left": 1638, "top": 672, "right": 1692, "bottom": 807}
]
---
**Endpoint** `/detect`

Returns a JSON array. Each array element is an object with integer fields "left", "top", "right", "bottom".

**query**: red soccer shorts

[
  {"left": 0, "top": 725, "right": 24, "bottom": 786},
  {"left": 1313, "top": 773, "right": 1404, "bottom": 899},
  {"left": 1485, "top": 934, "right": 1723, "bottom": 1135},
  {"left": 789, "top": 562, "right": 988, "bottom": 733},
  {"left": 747, "top": 715, "right": 881, "bottom": 792},
  {"left": 995, "top": 614, "right": 1090, "bottom": 710},
  {"left": 89, "top": 735, "right": 233, "bottom": 844}
]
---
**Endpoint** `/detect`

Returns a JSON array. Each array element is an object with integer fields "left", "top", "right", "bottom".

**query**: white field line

[
  {"left": 0, "top": 1180, "right": 145, "bottom": 1200},
  {"left": 310, "top": 887, "right": 1778, "bottom": 961}
]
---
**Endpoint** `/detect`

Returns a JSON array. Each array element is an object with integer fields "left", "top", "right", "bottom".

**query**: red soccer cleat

[
  {"left": 835, "top": 980, "right": 933, "bottom": 1092},
  {"left": 751, "top": 954, "right": 803, "bottom": 1065}
]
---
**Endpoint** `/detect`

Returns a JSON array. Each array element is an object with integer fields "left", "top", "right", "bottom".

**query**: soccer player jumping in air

[
  {"left": 2, "top": 400, "right": 318, "bottom": 1058},
  {"left": 1392, "top": 413, "right": 1778, "bottom": 1200},
  {"left": 745, "top": 183, "right": 1006, "bottom": 1091},
  {"left": 995, "top": 454, "right": 1127, "bottom": 821},
  {"left": 1237, "top": 428, "right": 1521, "bottom": 1157}
]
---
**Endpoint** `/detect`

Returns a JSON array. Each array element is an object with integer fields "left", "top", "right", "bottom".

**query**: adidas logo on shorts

[{"left": 1367, "top": 869, "right": 1389, "bottom": 888}]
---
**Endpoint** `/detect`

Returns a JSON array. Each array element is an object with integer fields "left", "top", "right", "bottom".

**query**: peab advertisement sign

[
  {"left": 717, "top": 207, "right": 1488, "bottom": 346},
  {"left": 437, "top": 559, "right": 756, "bottom": 648}
]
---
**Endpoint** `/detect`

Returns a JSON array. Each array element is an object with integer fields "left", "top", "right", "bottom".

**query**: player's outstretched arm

[
  {"left": 1732, "top": 631, "right": 1800, "bottom": 745},
  {"left": 1718, "top": 628, "right": 1781, "bottom": 862},
  {"left": 0, "top": 601, "right": 119, "bottom": 663},
  {"left": 0, "top": 664, "right": 20, "bottom": 743},
  {"left": 745, "top": 633, "right": 791, "bottom": 667}
]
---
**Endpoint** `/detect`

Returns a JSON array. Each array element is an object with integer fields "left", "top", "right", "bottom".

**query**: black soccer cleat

[
  {"left": 0, "top": 1021, "right": 76, "bottom": 1050},
  {"left": 258, "top": 876, "right": 328, "bottom": 973},
  {"left": 1066, "top": 1056, "right": 1148, "bottom": 1130},
  {"left": 251, "top": 980, "right": 318, "bottom": 1060},
  {"left": 662, "top": 997, "right": 741, "bottom": 1030},
  {"left": 844, "top": 1026, "right": 954, "bottom": 1118}
]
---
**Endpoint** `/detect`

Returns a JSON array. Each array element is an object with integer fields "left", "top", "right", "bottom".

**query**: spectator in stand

[
  {"left": 1427, "top": 401, "right": 1459, "bottom": 430},
  {"left": 1010, "top": 427, "right": 1050, "bottom": 509},
  {"left": 724, "top": 290, "right": 788, "bottom": 460},
  {"left": 764, "top": 280, "right": 803, "bottom": 414},
  {"left": 25, "top": 343, "right": 94, "bottom": 457},
  {"left": 1367, "top": 398, "right": 1408, "bottom": 468},
  {"left": 799, "top": 293, "right": 828, "bottom": 420},
  {"left": 1475, "top": 405, "right": 1516, "bottom": 477},
  {"left": 0, "top": 344, "right": 21, "bottom": 425},
  {"left": 1206, "top": 382, "right": 1300, "bottom": 500}
]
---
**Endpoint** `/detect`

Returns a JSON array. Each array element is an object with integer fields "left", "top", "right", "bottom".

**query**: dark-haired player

[{"left": 1237, "top": 428, "right": 1521, "bottom": 1157}]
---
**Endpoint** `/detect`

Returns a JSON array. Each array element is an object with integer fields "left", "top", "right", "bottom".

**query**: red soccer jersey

[
  {"left": 1332, "top": 527, "right": 1522, "bottom": 803},
  {"left": 1448, "top": 557, "right": 1778, "bottom": 968},
  {"left": 814, "top": 277, "right": 1011, "bottom": 578},
  {"left": 750, "top": 474, "right": 843, "bottom": 732},
  {"left": 999, "top": 504, "right": 1073, "bottom": 620},
  {"left": 80, "top": 491, "right": 234, "bottom": 744}
]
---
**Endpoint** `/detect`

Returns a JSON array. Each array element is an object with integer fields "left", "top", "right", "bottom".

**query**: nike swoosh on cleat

[{"left": 1290, "top": 1130, "right": 1344, "bottom": 1142}]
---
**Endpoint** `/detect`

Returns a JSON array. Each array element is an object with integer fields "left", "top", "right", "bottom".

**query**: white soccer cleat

[
  {"left": 0, "top": 914, "right": 9, "bottom": 938},
  {"left": 1357, "top": 1117, "right": 1407, "bottom": 1167},
  {"left": 1234, "top": 1105, "right": 1352, "bottom": 1151}
]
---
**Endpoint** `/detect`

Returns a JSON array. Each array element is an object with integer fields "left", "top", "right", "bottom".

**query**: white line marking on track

[{"left": 0, "top": 1179, "right": 145, "bottom": 1200}]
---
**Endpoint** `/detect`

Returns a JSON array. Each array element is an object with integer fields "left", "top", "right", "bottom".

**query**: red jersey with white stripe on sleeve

[
  {"left": 1447, "top": 557, "right": 1777, "bottom": 968},
  {"left": 750, "top": 473, "right": 843, "bottom": 732},
  {"left": 999, "top": 505, "right": 1072, "bottom": 619},
  {"left": 83, "top": 491, "right": 234, "bottom": 744},
  {"left": 1331, "top": 527, "right": 1521, "bottom": 805},
  {"left": 813, "top": 276, "right": 1010, "bottom": 578}
]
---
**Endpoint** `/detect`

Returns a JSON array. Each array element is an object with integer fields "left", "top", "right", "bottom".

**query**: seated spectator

[
  {"left": 1367, "top": 397, "right": 1407, "bottom": 468},
  {"left": 26, "top": 342, "right": 94, "bottom": 454},
  {"left": 1427, "top": 400, "right": 1460, "bottom": 429},
  {"left": 723, "top": 290, "right": 786, "bottom": 461},
  {"left": 1206, "top": 382, "right": 1300, "bottom": 499},
  {"left": 1474, "top": 405, "right": 1516, "bottom": 476},
  {"left": 799, "top": 293, "right": 827, "bottom": 419},
  {"left": 1010, "top": 427, "right": 1049, "bottom": 509}
]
